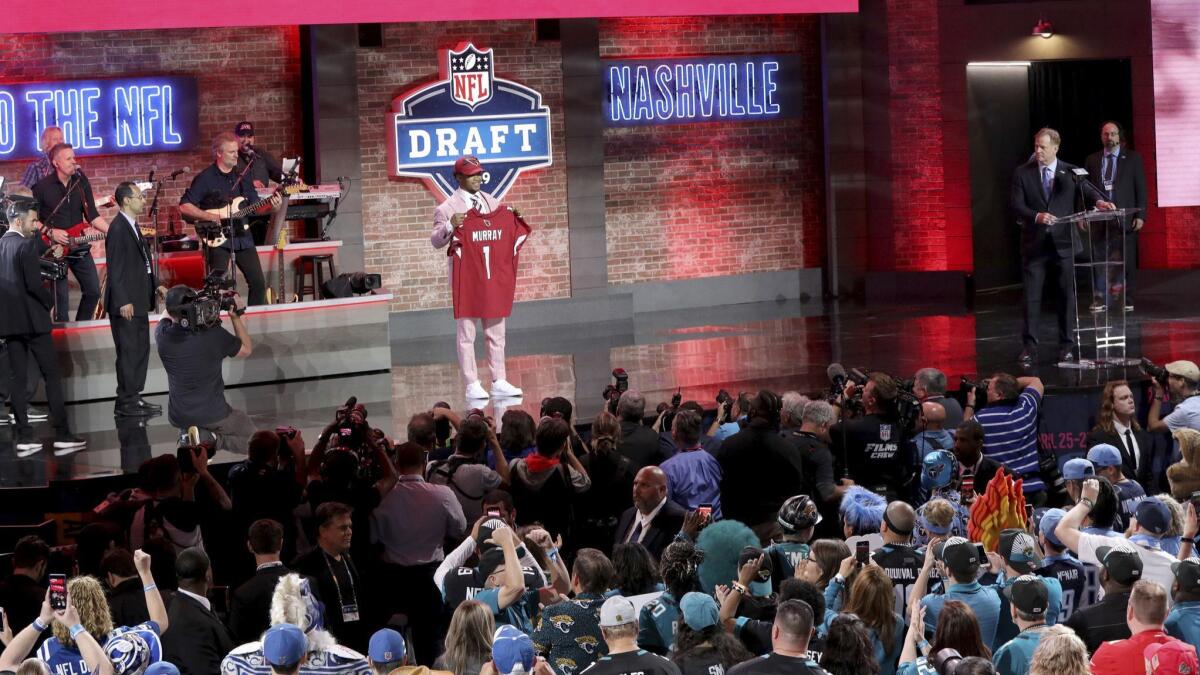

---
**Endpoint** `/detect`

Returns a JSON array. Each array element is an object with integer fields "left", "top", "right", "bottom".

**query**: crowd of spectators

[{"left": 2, "top": 360, "right": 1200, "bottom": 675}]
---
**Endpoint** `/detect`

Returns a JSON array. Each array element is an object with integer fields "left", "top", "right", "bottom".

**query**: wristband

[
  {"left": 833, "top": 574, "right": 846, "bottom": 585},
  {"left": 32, "top": 618, "right": 48, "bottom": 633},
  {"left": 917, "top": 639, "right": 930, "bottom": 653},
  {"left": 69, "top": 623, "right": 86, "bottom": 639},
  {"left": 547, "top": 548, "right": 560, "bottom": 562},
  {"left": 1079, "top": 497, "right": 1096, "bottom": 510},
  {"left": 143, "top": 583, "right": 157, "bottom": 592},
  {"left": 731, "top": 582, "right": 747, "bottom": 595}
]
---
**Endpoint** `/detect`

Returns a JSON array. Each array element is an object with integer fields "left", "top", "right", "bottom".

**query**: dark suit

[
  {"left": 1085, "top": 148, "right": 1147, "bottom": 302},
  {"left": 967, "top": 455, "right": 1007, "bottom": 498},
  {"left": 614, "top": 499, "right": 687, "bottom": 561},
  {"left": 228, "top": 563, "right": 290, "bottom": 643},
  {"left": 1011, "top": 159, "right": 1105, "bottom": 350},
  {"left": 0, "top": 230, "right": 69, "bottom": 436},
  {"left": 1086, "top": 426, "right": 1157, "bottom": 492},
  {"left": 104, "top": 212, "right": 157, "bottom": 406},
  {"left": 620, "top": 420, "right": 667, "bottom": 469},
  {"left": 161, "top": 591, "right": 234, "bottom": 675}
]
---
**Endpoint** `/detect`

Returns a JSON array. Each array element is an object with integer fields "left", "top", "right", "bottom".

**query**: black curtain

[{"left": 1028, "top": 60, "right": 1134, "bottom": 166}]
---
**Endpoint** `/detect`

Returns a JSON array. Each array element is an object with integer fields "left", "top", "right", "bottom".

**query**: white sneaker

[
  {"left": 466, "top": 381, "right": 490, "bottom": 400},
  {"left": 490, "top": 379, "right": 523, "bottom": 398},
  {"left": 15, "top": 440, "right": 42, "bottom": 457}
]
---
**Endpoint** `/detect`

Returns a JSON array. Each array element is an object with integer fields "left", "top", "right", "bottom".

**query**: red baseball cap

[
  {"left": 453, "top": 156, "right": 484, "bottom": 176},
  {"left": 1145, "top": 641, "right": 1199, "bottom": 674}
]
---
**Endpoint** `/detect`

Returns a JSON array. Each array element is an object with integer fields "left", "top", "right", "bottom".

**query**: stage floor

[{"left": 2, "top": 290, "right": 1198, "bottom": 488}]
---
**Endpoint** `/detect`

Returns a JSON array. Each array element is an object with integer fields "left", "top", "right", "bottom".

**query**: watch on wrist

[{"left": 1079, "top": 497, "right": 1096, "bottom": 510}]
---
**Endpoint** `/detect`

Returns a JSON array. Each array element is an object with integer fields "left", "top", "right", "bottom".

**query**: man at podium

[
  {"left": 1011, "top": 127, "right": 1115, "bottom": 366},
  {"left": 1085, "top": 121, "right": 1147, "bottom": 313}
]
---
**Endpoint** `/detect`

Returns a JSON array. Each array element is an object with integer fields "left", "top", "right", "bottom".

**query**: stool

[{"left": 292, "top": 254, "right": 336, "bottom": 301}]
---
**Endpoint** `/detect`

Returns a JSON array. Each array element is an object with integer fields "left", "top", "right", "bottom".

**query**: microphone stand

[{"left": 147, "top": 176, "right": 163, "bottom": 290}]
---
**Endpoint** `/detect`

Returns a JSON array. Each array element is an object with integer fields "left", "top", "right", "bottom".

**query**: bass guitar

[{"left": 198, "top": 182, "right": 304, "bottom": 248}]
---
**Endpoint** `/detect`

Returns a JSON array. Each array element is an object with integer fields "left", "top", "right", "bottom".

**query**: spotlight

[{"left": 1032, "top": 18, "right": 1053, "bottom": 39}]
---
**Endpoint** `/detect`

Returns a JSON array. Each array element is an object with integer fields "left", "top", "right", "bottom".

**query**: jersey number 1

[{"left": 482, "top": 245, "right": 492, "bottom": 280}]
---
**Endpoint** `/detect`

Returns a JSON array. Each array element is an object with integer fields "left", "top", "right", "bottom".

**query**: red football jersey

[{"left": 448, "top": 206, "right": 532, "bottom": 319}]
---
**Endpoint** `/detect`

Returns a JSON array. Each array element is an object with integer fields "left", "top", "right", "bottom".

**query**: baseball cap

[
  {"left": 737, "top": 546, "right": 774, "bottom": 584},
  {"left": 143, "top": 664, "right": 180, "bottom": 675},
  {"left": 454, "top": 156, "right": 485, "bottom": 176},
  {"left": 934, "top": 537, "right": 979, "bottom": 575},
  {"left": 476, "top": 517, "right": 509, "bottom": 553},
  {"left": 680, "top": 592, "right": 720, "bottom": 631},
  {"left": 1145, "top": 641, "right": 1199, "bottom": 675},
  {"left": 368, "top": 628, "right": 407, "bottom": 664},
  {"left": 1003, "top": 574, "right": 1049, "bottom": 615},
  {"left": 1173, "top": 559, "right": 1200, "bottom": 594},
  {"left": 1096, "top": 543, "right": 1144, "bottom": 584},
  {"left": 235, "top": 121, "right": 255, "bottom": 137},
  {"left": 1134, "top": 498, "right": 1172, "bottom": 536},
  {"left": 999, "top": 529, "right": 1043, "bottom": 573},
  {"left": 1038, "top": 508, "right": 1068, "bottom": 549},
  {"left": 1166, "top": 360, "right": 1200, "bottom": 383},
  {"left": 104, "top": 624, "right": 163, "bottom": 674},
  {"left": 1087, "top": 444, "right": 1123, "bottom": 468},
  {"left": 599, "top": 596, "right": 638, "bottom": 628},
  {"left": 163, "top": 285, "right": 198, "bottom": 312},
  {"left": 492, "top": 625, "right": 536, "bottom": 675},
  {"left": 263, "top": 623, "right": 306, "bottom": 667},
  {"left": 477, "top": 547, "right": 506, "bottom": 580},
  {"left": 1063, "top": 458, "right": 1096, "bottom": 481}
]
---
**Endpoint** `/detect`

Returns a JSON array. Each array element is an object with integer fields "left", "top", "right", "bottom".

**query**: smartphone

[
  {"left": 49, "top": 574, "right": 67, "bottom": 611},
  {"left": 1024, "top": 504, "right": 1034, "bottom": 522},
  {"left": 975, "top": 543, "right": 988, "bottom": 567},
  {"left": 486, "top": 508, "right": 501, "bottom": 517},
  {"left": 697, "top": 504, "right": 713, "bottom": 520},
  {"left": 856, "top": 540, "right": 870, "bottom": 565},
  {"left": 1190, "top": 491, "right": 1200, "bottom": 511}
]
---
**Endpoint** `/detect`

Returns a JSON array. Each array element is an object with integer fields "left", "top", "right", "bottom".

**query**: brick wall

[
  {"left": 598, "top": 15, "right": 825, "bottom": 286},
  {"left": 0, "top": 27, "right": 302, "bottom": 253},
  {"left": 356, "top": 22, "right": 570, "bottom": 313}
]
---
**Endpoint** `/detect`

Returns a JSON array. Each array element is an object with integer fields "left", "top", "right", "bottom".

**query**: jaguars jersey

[
  {"left": 638, "top": 592, "right": 680, "bottom": 656},
  {"left": 531, "top": 593, "right": 608, "bottom": 675},
  {"left": 442, "top": 564, "right": 543, "bottom": 609},
  {"left": 765, "top": 541, "right": 810, "bottom": 589}
]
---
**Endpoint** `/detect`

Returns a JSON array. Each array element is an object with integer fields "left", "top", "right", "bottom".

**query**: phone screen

[
  {"left": 49, "top": 574, "right": 67, "bottom": 611},
  {"left": 697, "top": 504, "right": 713, "bottom": 519},
  {"left": 855, "top": 541, "right": 870, "bottom": 565},
  {"left": 486, "top": 508, "right": 501, "bottom": 517},
  {"left": 975, "top": 543, "right": 988, "bottom": 567}
]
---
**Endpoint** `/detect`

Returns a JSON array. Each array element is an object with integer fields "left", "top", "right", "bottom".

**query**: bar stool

[{"left": 292, "top": 254, "right": 336, "bottom": 301}]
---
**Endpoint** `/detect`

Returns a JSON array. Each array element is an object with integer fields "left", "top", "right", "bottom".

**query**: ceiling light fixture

[{"left": 1033, "top": 18, "right": 1054, "bottom": 39}]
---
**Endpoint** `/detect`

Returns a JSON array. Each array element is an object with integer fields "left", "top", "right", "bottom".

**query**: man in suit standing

[
  {"left": 614, "top": 466, "right": 687, "bottom": 560},
  {"left": 0, "top": 192, "right": 84, "bottom": 455},
  {"left": 430, "top": 155, "right": 524, "bottom": 401},
  {"left": 163, "top": 547, "right": 234, "bottom": 675},
  {"left": 229, "top": 519, "right": 292, "bottom": 644},
  {"left": 1085, "top": 121, "right": 1147, "bottom": 312},
  {"left": 1011, "top": 127, "right": 1115, "bottom": 365},
  {"left": 106, "top": 182, "right": 163, "bottom": 418}
]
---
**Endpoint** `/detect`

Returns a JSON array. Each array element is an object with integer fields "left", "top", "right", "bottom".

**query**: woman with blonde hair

[
  {"left": 436, "top": 600, "right": 495, "bottom": 675},
  {"left": 1027, "top": 625, "right": 1089, "bottom": 675}
]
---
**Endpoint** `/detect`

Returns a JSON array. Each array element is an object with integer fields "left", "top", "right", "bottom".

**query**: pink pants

[{"left": 457, "top": 317, "right": 506, "bottom": 386}]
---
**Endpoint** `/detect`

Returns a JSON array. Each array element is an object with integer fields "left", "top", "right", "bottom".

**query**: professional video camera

[
  {"left": 893, "top": 377, "right": 922, "bottom": 434},
  {"left": 1140, "top": 357, "right": 1170, "bottom": 389},
  {"left": 325, "top": 396, "right": 391, "bottom": 481},
  {"left": 959, "top": 375, "right": 991, "bottom": 408},
  {"left": 601, "top": 368, "right": 630, "bottom": 414},
  {"left": 175, "top": 426, "right": 217, "bottom": 474},
  {"left": 40, "top": 258, "right": 67, "bottom": 282},
  {"left": 825, "top": 363, "right": 867, "bottom": 415},
  {"left": 174, "top": 272, "right": 242, "bottom": 332}
]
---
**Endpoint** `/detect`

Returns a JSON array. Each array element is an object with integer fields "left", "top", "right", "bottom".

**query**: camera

[
  {"left": 173, "top": 273, "right": 242, "bottom": 332},
  {"left": 933, "top": 648, "right": 964, "bottom": 675},
  {"left": 959, "top": 376, "right": 991, "bottom": 407},
  {"left": 1140, "top": 357, "right": 1170, "bottom": 389},
  {"left": 332, "top": 396, "right": 370, "bottom": 451},
  {"left": 602, "top": 368, "right": 630, "bottom": 414},
  {"left": 40, "top": 258, "right": 67, "bottom": 281},
  {"left": 656, "top": 389, "right": 683, "bottom": 430},
  {"left": 176, "top": 425, "right": 217, "bottom": 474}
]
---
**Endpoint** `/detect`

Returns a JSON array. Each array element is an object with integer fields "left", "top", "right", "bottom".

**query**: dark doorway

[{"left": 967, "top": 59, "right": 1133, "bottom": 291}]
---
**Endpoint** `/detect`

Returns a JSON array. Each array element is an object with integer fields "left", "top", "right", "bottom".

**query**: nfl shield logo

[
  {"left": 879, "top": 425, "right": 891, "bottom": 441},
  {"left": 449, "top": 44, "right": 494, "bottom": 110}
]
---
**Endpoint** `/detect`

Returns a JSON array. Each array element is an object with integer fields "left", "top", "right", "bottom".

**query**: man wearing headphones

[
  {"left": 0, "top": 192, "right": 83, "bottom": 455},
  {"left": 155, "top": 285, "right": 255, "bottom": 452}
]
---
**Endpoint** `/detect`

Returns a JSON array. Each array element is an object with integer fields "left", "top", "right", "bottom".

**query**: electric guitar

[
  {"left": 43, "top": 231, "right": 106, "bottom": 260},
  {"left": 198, "top": 182, "right": 304, "bottom": 248}
]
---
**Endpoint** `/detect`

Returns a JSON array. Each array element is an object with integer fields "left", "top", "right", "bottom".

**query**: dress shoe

[
  {"left": 136, "top": 398, "right": 162, "bottom": 411},
  {"left": 1124, "top": 304, "right": 1134, "bottom": 312},
  {"left": 465, "top": 381, "right": 490, "bottom": 400},
  {"left": 490, "top": 379, "right": 523, "bottom": 398},
  {"left": 115, "top": 401, "right": 159, "bottom": 417},
  {"left": 1059, "top": 346, "right": 1078, "bottom": 363},
  {"left": 1019, "top": 348, "right": 1037, "bottom": 366},
  {"left": 1089, "top": 301, "right": 1106, "bottom": 313}
]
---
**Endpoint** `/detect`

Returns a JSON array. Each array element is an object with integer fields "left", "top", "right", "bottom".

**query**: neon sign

[
  {"left": 388, "top": 43, "right": 552, "bottom": 201},
  {"left": 0, "top": 76, "right": 198, "bottom": 160},
  {"left": 603, "top": 55, "right": 801, "bottom": 126}
]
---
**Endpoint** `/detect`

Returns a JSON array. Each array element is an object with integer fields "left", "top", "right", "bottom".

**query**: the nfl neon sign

[{"left": 388, "top": 42, "right": 552, "bottom": 202}]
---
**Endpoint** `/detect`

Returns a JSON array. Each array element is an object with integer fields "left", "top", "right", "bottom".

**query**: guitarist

[
  {"left": 179, "top": 132, "right": 278, "bottom": 306},
  {"left": 31, "top": 143, "right": 110, "bottom": 322},
  {"left": 105, "top": 182, "right": 165, "bottom": 418}
]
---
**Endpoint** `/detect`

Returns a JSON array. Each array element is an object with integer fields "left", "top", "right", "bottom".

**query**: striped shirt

[{"left": 974, "top": 387, "right": 1044, "bottom": 492}]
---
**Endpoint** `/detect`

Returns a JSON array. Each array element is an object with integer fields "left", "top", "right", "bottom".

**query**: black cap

[
  {"left": 1173, "top": 559, "right": 1200, "bottom": 594},
  {"left": 235, "top": 121, "right": 255, "bottom": 137},
  {"left": 998, "top": 529, "right": 1043, "bottom": 574},
  {"left": 476, "top": 517, "right": 509, "bottom": 553},
  {"left": 1096, "top": 544, "right": 1144, "bottom": 585},
  {"left": 1003, "top": 574, "right": 1049, "bottom": 615},
  {"left": 477, "top": 547, "right": 505, "bottom": 580},
  {"left": 164, "top": 285, "right": 197, "bottom": 312},
  {"left": 737, "top": 546, "right": 774, "bottom": 583},
  {"left": 934, "top": 537, "right": 979, "bottom": 575}
]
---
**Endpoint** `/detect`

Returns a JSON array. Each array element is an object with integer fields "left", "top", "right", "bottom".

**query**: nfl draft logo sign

[{"left": 388, "top": 42, "right": 552, "bottom": 202}]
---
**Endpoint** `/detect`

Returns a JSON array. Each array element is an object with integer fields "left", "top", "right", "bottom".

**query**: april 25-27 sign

[
  {"left": 0, "top": 76, "right": 199, "bottom": 161},
  {"left": 388, "top": 43, "right": 552, "bottom": 201}
]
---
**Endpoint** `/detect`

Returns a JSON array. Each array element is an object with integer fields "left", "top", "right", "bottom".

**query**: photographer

[
  {"left": 1147, "top": 360, "right": 1200, "bottom": 434},
  {"left": 427, "top": 412, "right": 511, "bottom": 522},
  {"left": 970, "top": 373, "right": 1047, "bottom": 504},
  {"left": 830, "top": 372, "right": 910, "bottom": 502},
  {"left": 156, "top": 284, "right": 254, "bottom": 453},
  {"left": 0, "top": 191, "right": 83, "bottom": 454}
]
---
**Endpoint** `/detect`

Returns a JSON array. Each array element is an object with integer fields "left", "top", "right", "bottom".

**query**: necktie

[
  {"left": 1125, "top": 429, "right": 1137, "bottom": 471},
  {"left": 1042, "top": 167, "right": 1053, "bottom": 201},
  {"left": 1104, "top": 154, "right": 1116, "bottom": 183},
  {"left": 472, "top": 195, "right": 485, "bottom": 214},
  {"left": 628, "top": 520, "right": 643, "bottom": 543}
]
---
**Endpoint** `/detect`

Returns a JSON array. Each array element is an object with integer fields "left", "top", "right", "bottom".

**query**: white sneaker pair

[{"left": 466, "top": 380, "right": 523, "bottom": 399}]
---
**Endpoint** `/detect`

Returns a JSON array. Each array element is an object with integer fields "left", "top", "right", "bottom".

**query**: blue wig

[
  {"left": 839, "top": 485, "right": 887, "bottom": 536},
  {"left": 696, "top": 519, "right": 761, "bottom": 594}
]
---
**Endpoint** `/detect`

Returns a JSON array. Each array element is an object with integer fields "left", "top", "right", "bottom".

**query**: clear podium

[{"left": 1056, "top": 207, "right": 1142, "bottom": 369}]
